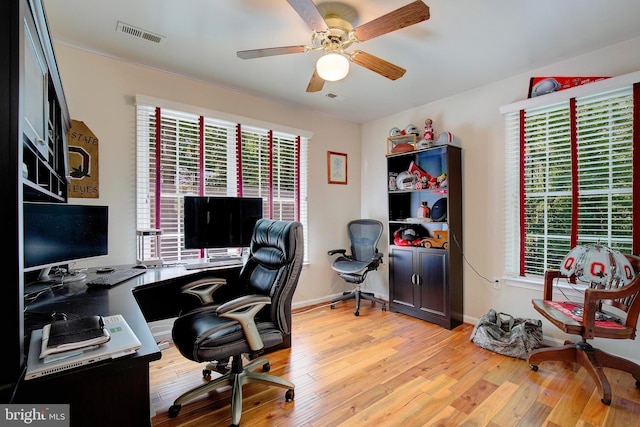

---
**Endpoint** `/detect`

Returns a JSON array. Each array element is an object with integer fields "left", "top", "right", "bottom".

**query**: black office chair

[
  {"left": 168, "top": 219, "right": 303, "bottom": 426},
  {"left": 328, "top": 219, "right": 387, "bottom": 316}
]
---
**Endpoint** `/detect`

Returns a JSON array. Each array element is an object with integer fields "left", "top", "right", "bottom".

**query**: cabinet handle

[
  {"left": 410, "top": 274, "right": 416, "bottom": 285},
  {"left": 416, "top": 275, "right": 421, "bottom": 286}
]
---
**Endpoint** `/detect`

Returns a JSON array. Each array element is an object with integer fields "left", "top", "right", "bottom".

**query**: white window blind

[
  {"left": 503, "top": 86, "right": 635, "bottom": 278},
  {"left": 135, "top": 104, "right": 309, "bottom": 264}
]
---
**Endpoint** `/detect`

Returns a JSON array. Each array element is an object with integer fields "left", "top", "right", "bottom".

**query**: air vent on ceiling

[
  {"left": 116, "top": 21, "right": 165, "bottom": 45},
  {"left": 326, "top": 93, "right": 346, "bottom": 101}
]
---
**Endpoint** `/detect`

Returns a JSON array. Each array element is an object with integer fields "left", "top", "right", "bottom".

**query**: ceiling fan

[{"left": 236, "top": 0, "right": 430, "bottom": 92}]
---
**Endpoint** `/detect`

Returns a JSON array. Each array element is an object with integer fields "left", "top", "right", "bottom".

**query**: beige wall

[
  {"left": 361, "top": 36, "right": 640, "bottom": 362},
  {"left": 55, "top": 44, "right": 362, "bottom": 306}
]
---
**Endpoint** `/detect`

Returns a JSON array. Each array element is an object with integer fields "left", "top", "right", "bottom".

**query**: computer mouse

[{"left": 132, "top": 264, "right": 147, "bottom": 269}]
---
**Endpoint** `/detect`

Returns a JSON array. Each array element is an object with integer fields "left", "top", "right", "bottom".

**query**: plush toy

[{"left": 437, "top": 173, "right": 448, "bottom": 188}]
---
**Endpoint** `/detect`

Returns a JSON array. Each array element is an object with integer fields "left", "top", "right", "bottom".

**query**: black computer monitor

[
  {"left": 183, "top": 196, "right": 263, "bottom": 250},
  {"left": 23, "top": 202, "right": 109, "bottom": 283}
]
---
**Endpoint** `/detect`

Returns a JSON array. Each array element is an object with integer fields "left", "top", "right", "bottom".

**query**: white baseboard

[
  {"left": 292, "top": 292, "right": 390, "bottom": 310},
  {"left": 292, "top": 294, "right": 340, "bottom": 310}
]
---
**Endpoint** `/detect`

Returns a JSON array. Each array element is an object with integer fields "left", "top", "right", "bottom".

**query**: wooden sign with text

[{"left": 67, "top": 120, "right": 99, "bottom": 198}]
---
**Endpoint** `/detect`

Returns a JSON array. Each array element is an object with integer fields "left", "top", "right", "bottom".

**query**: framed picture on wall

[{"left": 327, "top": 151, "right": 347, "bottom": 185}]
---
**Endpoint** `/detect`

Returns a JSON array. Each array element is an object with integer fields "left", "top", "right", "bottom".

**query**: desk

[{"left": 16, "top": 265, "right": 240, "bottom": 427}]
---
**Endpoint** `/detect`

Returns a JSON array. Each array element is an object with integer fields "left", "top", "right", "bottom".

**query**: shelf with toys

[
  {"left": 386, "top": 123, "right": 462, "bottom": 329},
  {"left": 387, "top": 145, "right": 450, "bottom": 229}
]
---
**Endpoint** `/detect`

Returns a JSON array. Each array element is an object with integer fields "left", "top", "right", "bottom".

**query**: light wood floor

[{"left": 149, "top": 301, "right": 640, "bottom": 427}]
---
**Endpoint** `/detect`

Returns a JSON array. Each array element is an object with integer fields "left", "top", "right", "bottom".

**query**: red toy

[
  {"left": 423, "top": 118, "right": 434, "bottom": 143},
  {"left": 408, "top": 161, "right": 431, "bottom": 181},
  {"left": 408, "top": 161, "right": 438, "bottom": 189},
  {"left": 393, "top": 227, "right": 424, "bottom": 247}
]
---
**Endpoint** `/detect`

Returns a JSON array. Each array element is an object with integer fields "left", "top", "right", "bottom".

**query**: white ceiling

[{"left": 42, "top": 0, "right": 640, "bottom": 123}]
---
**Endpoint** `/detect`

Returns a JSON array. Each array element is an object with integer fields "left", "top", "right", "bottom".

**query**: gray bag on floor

[{"left": 470, "top": 309, "right": 543, "bottom": 359}]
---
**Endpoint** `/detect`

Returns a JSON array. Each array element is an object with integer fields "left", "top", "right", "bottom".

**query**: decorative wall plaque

[{"left": 67, "top": 120, "right": 99, "bottom": 198}]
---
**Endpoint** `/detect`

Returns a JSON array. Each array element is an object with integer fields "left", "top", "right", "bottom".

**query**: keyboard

[
  {"left": 86, "top": 268, "right": 147, "bottom": 288},
  {"left": 183, "top": 259, "right": 243, "bottom": 270}
]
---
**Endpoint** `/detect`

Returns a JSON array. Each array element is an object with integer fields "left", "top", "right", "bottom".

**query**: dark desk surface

[
  {"left": 18, "top": 264, "right": 242, "bottom": 427},
  {"left": 22, "top": 265, "right": 241, "bottom": 373}
]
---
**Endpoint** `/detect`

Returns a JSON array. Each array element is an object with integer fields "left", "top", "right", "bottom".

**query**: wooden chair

[{"left": 529, "top": 254, "right": 640, "bottom": 405}]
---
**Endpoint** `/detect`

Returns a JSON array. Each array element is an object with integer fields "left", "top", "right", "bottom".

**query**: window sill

[{"left": 503, "top": 275, "right": 586, "bottom": 299}]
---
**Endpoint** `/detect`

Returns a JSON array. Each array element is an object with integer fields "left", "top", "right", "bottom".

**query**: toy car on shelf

[{"left": 422, "top": 230, "right": 449, "bottom": 249}]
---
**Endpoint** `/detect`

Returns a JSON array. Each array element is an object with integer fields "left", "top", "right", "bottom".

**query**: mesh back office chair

[
  {"left": 169, "top": 219, "right": 303, "bottom": 426},
  {"left": 528, "top": 253, "right": 640, "bottom": 405},
  {"left": 328, "top": 219, "right": 387, "bottom": 316}
]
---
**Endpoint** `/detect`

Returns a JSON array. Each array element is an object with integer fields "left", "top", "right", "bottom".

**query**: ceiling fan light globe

[{"left": 316, "top": 53, "right": 349, "bottom": 81}]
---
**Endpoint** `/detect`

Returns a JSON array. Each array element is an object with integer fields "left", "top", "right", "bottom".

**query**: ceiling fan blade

[
  {"left": 286, "top": 0, "right": 328, "bottom": 32},
  {"left": 351, "top": 51, "right": 406, "bottom": 80},
  {"left": 354, "top": 0, "right": 430, "bottom": 42},
  {"left": 306, "top": 69, "right": 325, "bottom": 92},
  {"left": 237, "top": 45, "right": 307, "bottom": 59}
]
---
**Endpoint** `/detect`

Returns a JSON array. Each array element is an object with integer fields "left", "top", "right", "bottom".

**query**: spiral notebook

[{"left": 26, "top": 314, "right": 141, "bottom": 380}]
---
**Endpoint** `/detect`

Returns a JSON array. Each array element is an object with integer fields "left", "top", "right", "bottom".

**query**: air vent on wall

[{"left": 116, "top": 21, "right": 165, "bottom": 45}]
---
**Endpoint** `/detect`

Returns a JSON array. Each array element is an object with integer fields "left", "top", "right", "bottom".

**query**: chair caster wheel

[
  {"left": 263, "top": 362, "right": 271, "bottom": 372},
  {"left": 330, "top": 304, "right": 335, "bottom": 309},
  {"left": 601, "top": 398, "right": 611, "bottom": 405},
  {"left": 354, "top": 311, "right": 359, "bottom": 316},
  {"left": 285, "top": 389, "right": 295, "bottom": 402},
  {"left": 382, "top": 305, "right": 387, "bottom": 312},
  {"left": 203, "top": 368, "right": 211, "bottom": 377},
  {"left": 168, "top": 404, "right": 181, "bottom": 418},
  {"left": 530, "top": 365, "right": 538, "bottom": 371}
]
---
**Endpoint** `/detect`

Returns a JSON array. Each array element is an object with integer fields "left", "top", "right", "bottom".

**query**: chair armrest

[
  {"left": 328, "top": 249, "right": 347, "bottom": 257},
  {"left": 181, "top": 278, "right": 227, "bottom": 304},
  {"left": 216, "top": 294, "right": 271, "bottom": 315},
  {"left": 583, "top": 275, "right": 640, "bottom": 336},
  {"left": 216, "top": 294, "right": 272, "bottom": 351},
  {"left": 543, "top": 270, "right": 562, "bottom": 301},
  {"left": 365, "top": 253, "right": 384, "bottom": 270}
]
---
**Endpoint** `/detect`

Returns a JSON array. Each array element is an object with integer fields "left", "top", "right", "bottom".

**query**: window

[
  {"left": 503, "top": 80, "right": 639, "bottom": 278},
  {"left": 135, "top": 99, "right": 309, "bottom": 264}
]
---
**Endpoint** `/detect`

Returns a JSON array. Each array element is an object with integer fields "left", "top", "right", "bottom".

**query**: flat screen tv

[
  {"left": 183, "top": 196, "right": 263, "bottom": 250},
  {"left": 23, "top": 202, "right": 109, "bottom": 282}
]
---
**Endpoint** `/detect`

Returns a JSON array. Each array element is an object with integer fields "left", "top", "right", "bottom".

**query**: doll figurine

[{"left": 417, "top": 118, "right": 434, "bottom": 149}]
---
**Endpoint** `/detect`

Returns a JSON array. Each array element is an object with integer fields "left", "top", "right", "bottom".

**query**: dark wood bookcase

[
  {"left": 0, "top": 0, "right": 70, "bottom": 399},
  {"left": 386, "top": 144, "right": 463, "bottom": 329}
]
